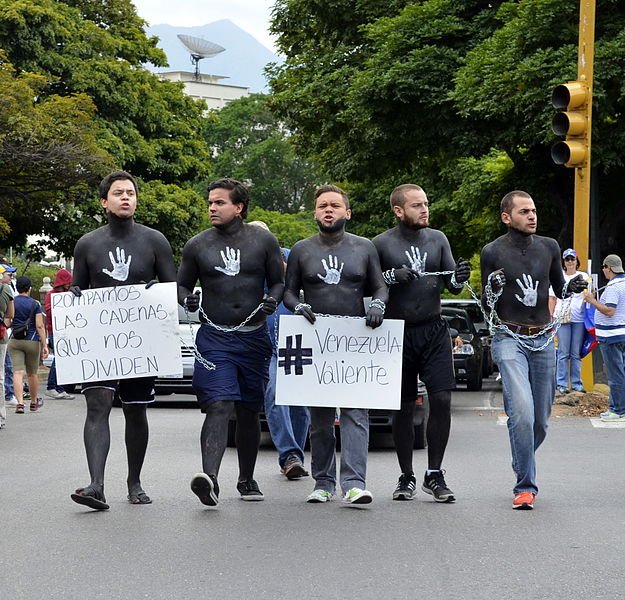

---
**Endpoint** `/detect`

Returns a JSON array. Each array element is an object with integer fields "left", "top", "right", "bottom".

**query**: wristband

[{"left": 294, "top": 303, "right": 312, "bottom": 314}]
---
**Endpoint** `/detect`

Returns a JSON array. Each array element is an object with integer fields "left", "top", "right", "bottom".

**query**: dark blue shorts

[
  {"left": 401, "top": 318, "right": 456, "bottom": 400},
  {"left": 192, "top": 324, "right": 273, "bottom": 412}
]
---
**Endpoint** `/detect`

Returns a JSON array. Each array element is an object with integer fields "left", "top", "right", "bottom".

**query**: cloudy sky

[{"left": 132, "top": 0, "right": 277, "bottom": 51}]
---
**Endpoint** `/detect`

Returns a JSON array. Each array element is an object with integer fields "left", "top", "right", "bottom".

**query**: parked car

[
  {"left": 441, "top": 306, "right": 484, "bottom": 391},
  {"left": 441, "top": 298, "right": 494, "bottom": 377}
]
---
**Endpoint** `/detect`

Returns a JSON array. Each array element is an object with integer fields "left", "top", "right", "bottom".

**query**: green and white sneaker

[
  {"left": 600, "top": 411, "right": 625, "bottom": 421},
  {"left": 306, "top": 489, "right": 334, "bottom": 503},
  {"left": 343, "top": 488, "right": 373, "bottom": 504}
]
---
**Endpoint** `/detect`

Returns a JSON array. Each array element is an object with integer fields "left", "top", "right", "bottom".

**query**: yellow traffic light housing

[{"left": 551, "top": 81, "right": 590, "bottom": 167}]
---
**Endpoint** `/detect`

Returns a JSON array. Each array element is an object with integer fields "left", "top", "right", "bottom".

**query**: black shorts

[
  {"left": 81, "top": 377, "right": 155, "bottom": 404},
  {"left": 401, "top": 318, "right": 455, "bottom": 401}
]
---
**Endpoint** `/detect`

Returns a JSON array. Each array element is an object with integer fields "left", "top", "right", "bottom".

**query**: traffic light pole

[
  {"left": 573, "top": 0, "right": 595, "bottom": 268},
  {"left": 576, "top": 0, "right": 596, "bottom": 389}
]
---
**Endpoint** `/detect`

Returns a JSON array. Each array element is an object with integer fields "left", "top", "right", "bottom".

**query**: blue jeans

[
  {"left": 556, "top": 322, "right": 586, "bottom": 389},
  {"left": 46, "top": 336, "right": 65, "bottom": 393},
  {"left": 599, "top": 341, "right": 625, "bottom": 415},
  {"left": 264, "top": 353, "right": 310, "bottom": 468},
  {"left": 4, "top": 349, "right": 14, "bottom": 399},
  {"left": 492, "top": 332, "right": 556, "bottom": 495}
]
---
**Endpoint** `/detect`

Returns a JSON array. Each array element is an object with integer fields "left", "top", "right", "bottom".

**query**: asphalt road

[{"left": 1, "top": 377, "right": 623, "bottom": 600}]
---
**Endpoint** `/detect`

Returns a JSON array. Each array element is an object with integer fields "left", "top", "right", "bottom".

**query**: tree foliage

[
  {"left": 268, "top": 0, "right": 625, "bottom": 258},
  {"left": 247, "top": 207, "right": 318, "bottom": 248},
  {"left": 205, "top": 94, "right": 325, "bottom": 212},
  {"left": 0, "top": 0, "right": 211, "bottom": 254}
]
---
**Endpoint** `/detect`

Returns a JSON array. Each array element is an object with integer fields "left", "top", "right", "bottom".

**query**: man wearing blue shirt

[{"left": 584, "top": 254, "right": 625, "bottom": 421}]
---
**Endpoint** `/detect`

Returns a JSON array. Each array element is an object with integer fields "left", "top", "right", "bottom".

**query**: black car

[
  {"left": 441, "top": 306, "right": 484, "bottom": 391},
  {"left": 441, "top": 298, "right": 494, "bottom": 377}
]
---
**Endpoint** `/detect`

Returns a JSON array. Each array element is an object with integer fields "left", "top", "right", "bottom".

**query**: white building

[{"left": 158, "top": 71, "right": 249, "bottom": 110}]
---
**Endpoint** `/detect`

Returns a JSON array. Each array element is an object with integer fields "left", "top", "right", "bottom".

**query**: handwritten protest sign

[
  {"left": 52, "top": 282, "right": 182, "bottom": 385},
  {"left": 275, "top": 315, "right": 404, "bottom": 409}
]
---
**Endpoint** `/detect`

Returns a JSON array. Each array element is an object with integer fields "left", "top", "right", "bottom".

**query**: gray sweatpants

[{"left": 309, "top": 406, "right": 369, "bottom": 495}]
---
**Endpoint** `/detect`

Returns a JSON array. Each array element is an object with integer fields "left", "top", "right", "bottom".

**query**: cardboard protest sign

[
  {"left": 275, "top": 315, "right": 404, "bottom": 409},
  {"left": 52, "top": 282, "right": 182, "bottom": 385}
]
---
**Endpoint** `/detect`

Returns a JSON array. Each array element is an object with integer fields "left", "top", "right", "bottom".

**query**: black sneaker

[
  {"left": 283, "top": 455, "right": 309, "bottom": 480},
  {"left": 392, "top": 473, "right": 417, "bottom": 501},
  {"left": 422, "top": 470, "right": 455, "bottom": 503},
  {"left": 190, "top": 473, "right": 219, "bottom": 506},
  {"left": 237, "top": 478, "right": 264, "bottom": 501}
]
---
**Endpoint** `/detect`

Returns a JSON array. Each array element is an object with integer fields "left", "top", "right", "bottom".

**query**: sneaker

[
  {"left": 190, "top": 473, "right": 219, "bottom": 506},
  {"left": 5, "top": 396, "right": 18, "bottom": 406},
  {"left": 15, "top": 404, "right": 24, "bottom": 414},
  {"left": 283, "top": 455, "right": 308, "bottom": 480},
  {"left": 306, "top": 489, "right": 334, "bottom": 503},
  {"left": 237, "top": 478, "right": 264, "bottom": 501},
  {"left": 342, "top": 488, "right": 373, "bottom": 504},
  {"left": 512, "top": 492, "right": 536, "bottom": 510},
  {"left": 393, "top": 473, "right": 417, "bottom": 501},
  {"left": 600, "top": 411, "right": 625, "bottom": 421},
  {"left": 45, "top": 389, "right": 64, "bottom": 399},
  {"left": 600, "top": 410, "right": 614, "bottom": 419},
  {"left": 23, "top": 390, "right": 31, "bottom": 402},
  {"left": 36, "top": 397, "right": 44, "bottom": 408},
  {"left": 422, "top": 470, "right": 456, "bottom": 503},
  {"left": 556, "top": 386, "right": 569, "bottom": 394},
  {"left": 30, "top": 401, "right": 38, "bottom": 412},
  {"left": 58, "top": 391, "right": 75, "bottom": 399},
  {"left": 571, "top": 387, "right": 586, "bottom": 393}
]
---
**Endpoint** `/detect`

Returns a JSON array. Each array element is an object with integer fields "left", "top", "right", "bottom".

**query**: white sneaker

[
  {"left": 45, "top": 389, "right": 64, "bottom": 399},
  {"left": 306, "top": 489, "right": 334, "bottom": 503},
  {"left": 5, "top": 396, "right": 17, "bottom": 406},
  {"left": 342, "top": 488, "right": 373, "bottom": 504},
  {"left": 58, "top": 391, "right": 75, "bottom": 399}
]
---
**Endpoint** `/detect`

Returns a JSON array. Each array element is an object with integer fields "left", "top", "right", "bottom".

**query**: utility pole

[{"left": 550, "top": 0, "right": 596, "bottom": 389}]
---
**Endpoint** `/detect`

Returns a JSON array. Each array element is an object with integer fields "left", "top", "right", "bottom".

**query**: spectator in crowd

[
  {"left": 0, "top": 273, "right": 14, "bottom": 428},
  {"left": 550, "top": 249, "right": 590, "bottom": 394},
  {"left": 8, "top": 276, "right": 48, "bottom": 413},
  {"left": 1, "top": 263, "right": 17, "bottom": 406},
  {"left": 584, "top": 254, "right": 625, "bottom": 421},
  {"left": 43, "top": 268, "right": 75, "bottom": 399}
]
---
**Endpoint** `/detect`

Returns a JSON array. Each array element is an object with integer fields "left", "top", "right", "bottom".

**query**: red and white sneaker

[{"left": 512, "top": 492, "right": 536, "bottom": 510}]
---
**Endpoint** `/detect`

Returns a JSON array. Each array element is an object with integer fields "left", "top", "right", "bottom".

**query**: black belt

[{"left": 500, "top": 321, "right": 552, "bottom": 336}]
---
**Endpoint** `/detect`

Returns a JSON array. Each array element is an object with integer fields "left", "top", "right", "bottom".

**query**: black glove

[
  {"left": 365, "top": 306, "right": 384, "bottom": 329},
  {"left": 144, "top": 279, "right": 158, "bottom": 290},
  {"left": 260, "top": 295, "right": 278, "bottom": 315},
  {"left": 489, "top": 269, "right": 506, "bottom": 294},
  {"left": 394, "top": 267, "right": 421, "bottom": 283},
  {"left": 184, "top": 291, "right": 201, "bottom": 312},
  {"left": 566, "top": 274, "right": 588, "bottom": 296},
  {"left": 295, "top": 304, "right": 316, "bottom": 324},
  {"left": 453, "top": 258, "right": 471, "bottom": 284},
  {"left": 70, "top": 285, "right": 82, "bottom": 297}
]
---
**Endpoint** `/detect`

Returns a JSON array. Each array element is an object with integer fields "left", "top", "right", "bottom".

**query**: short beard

[
  {"left": 316, "top": 218, "right": 346, "bottom": 234},
  {"left": 399, "top": 216, "right": 428, "bottom": 230}
]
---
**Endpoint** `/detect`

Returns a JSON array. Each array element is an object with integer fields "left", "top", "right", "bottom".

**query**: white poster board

[
  {"left": 275, "top": 315, "right": 404, "bottom": 409},
  {"left": 52, "top": 282, "right": 182, "bottom": 385}
]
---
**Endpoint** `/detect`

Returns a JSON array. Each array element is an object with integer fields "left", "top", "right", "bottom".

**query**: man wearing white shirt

[{"left": 584, "top": 254, "right": 625, "bottom": 421}]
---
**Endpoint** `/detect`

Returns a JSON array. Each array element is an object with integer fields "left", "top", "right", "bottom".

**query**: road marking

[{"left": 589, "top": 418, "right": 625, "bottom": 428}]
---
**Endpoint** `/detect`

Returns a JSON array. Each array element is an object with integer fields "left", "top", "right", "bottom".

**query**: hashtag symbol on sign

[{"left": 278, "top": 334, "right": 313, "bottom": 375}]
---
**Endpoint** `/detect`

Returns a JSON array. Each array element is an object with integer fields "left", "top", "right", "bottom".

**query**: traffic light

[{"left": 551, "top": 81, "right": 590, "bottom": 167}]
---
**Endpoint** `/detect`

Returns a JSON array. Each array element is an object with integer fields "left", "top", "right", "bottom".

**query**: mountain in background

[{"left": 145, "top": 20, "right": 282, "bottom": 93}]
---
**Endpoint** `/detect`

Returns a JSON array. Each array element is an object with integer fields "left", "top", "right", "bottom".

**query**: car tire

[{"left": 466, "top": 366, "right": 483, "bottom": 391}]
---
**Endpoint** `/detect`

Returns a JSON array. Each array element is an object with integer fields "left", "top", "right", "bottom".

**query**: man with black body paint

[
  {"left": 178, "top": 178, "right": 284, "bottom": 506},
  {"left": 71, "top": 170, "right": 177, "bottom": 510},
  {"left": 283, "top": 184, "right": 388, "bottom": 505},
  {"left": 481, "top": 190, "right": 586, "bottom": 510},
  {"left": 372, "top": 184, "right": 470, "bottom": 503}
]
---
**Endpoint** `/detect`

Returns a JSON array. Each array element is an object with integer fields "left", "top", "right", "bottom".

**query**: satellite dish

[{"left": 177, "top": 34, "right": 225, "bottom": 81}]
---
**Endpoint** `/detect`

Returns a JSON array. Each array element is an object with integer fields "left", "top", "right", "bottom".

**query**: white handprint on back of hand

[
  {"left": 215, "top": 246, "right": 241, "bottom": 277},
  {"left": 102, "top": 246, "right": 132, "bottom": 281},
  {"left": 317, "top": 254, "right": 344, "bottom": 285},
  {"left": 403, "top": 246, "right": 427, "bottom": 275},
  {"left": 515, "top": 273, "right": 539, "bottom": 307}
]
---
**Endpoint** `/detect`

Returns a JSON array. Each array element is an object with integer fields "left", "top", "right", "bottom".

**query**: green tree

[
  {"left": 247, "top": 207, "right": 318, "bottom": 248},
  {"left": 205, "top": 94, "right": 324, "bottom": 212},
  {"left": 0, "top": 0, "right": 211, "bottom": 253},
  {"left": 268, "top": 0, "right": 625, "bottom": 258}
]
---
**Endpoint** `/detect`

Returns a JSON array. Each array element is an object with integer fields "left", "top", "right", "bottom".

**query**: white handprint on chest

[
  {"left": 403, "top": 246, "right": 428, "bottom": 275},
  {"left": 102, "top": 247, "right": 132, "bottom": 281},
  {"left": 515, "top": 273, "right": 539, "bottom": 307},
  {"left": 215, "top": 246, "right": 241, "bottom": 277},
  {"left": 317, "top": 254, "right": 344, "bottom": 285}
]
